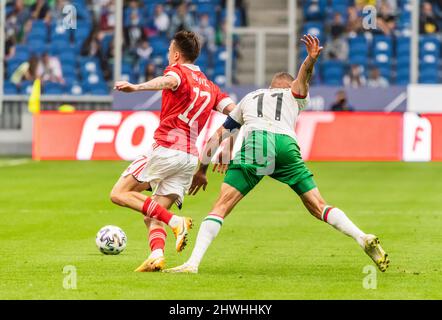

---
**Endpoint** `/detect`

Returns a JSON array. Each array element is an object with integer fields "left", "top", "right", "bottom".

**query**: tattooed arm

[
  {"left": 291, "top": 34, "right": 323, "bottom": 97},
  {"left": 114, "top": 75, "right": 179, "bottom": 93}
]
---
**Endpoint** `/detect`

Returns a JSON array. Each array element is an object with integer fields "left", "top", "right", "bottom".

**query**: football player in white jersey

[{"left": 164, "top": 35, "right": 389, "bottom": 274}]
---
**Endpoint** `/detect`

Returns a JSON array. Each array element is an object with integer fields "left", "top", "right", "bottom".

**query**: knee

[{"left": 110, "top": 190, "right": 125, "bottom": 206}]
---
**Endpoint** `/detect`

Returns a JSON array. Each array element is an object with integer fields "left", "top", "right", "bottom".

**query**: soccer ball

[{"left": 95, "top": 225, "right": 127, "bottom": 255}]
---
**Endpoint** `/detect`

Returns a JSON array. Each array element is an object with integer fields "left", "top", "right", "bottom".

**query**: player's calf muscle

[
  {"left": 212, "top": 184, "right": 243, "bottom": 218},
  {"left": 300, "top": 188, "right": 327, "bottom": 220}
]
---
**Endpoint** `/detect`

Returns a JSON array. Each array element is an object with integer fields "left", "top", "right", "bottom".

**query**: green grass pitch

[{"left": 0, "top": 159, "right": 441, "bottom": 299}]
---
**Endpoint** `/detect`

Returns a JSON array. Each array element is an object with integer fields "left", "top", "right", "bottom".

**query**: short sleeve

[
  {"left": 292, "top": 91, "right": 310, "bottom": 111},
  {"left": 163, "top": 64, "right": 183, "bottom": 91},
  {"left": 213, "top": 89, "right": 234, "bottom": 113}
]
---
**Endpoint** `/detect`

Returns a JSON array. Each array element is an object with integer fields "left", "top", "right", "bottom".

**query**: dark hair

[{"left": 172, "top": 30, "right": 201, "bottom": 63}]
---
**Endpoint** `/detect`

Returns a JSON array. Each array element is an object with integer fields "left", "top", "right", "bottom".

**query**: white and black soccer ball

[{"left": 96, "top": 225, "right": 127, "bottom": 255}]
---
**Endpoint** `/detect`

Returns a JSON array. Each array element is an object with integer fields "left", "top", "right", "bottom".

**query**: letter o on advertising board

[{"left": 115, "top": 112, "right": 160, "bottom": 160}]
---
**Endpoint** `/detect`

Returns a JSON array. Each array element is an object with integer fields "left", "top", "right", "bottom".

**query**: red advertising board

[{"left": 33, "top": 111, "right": 442, "bottom": 161}]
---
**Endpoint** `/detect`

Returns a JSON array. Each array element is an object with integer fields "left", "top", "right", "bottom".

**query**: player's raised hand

[
  {"left": 189, "top": 170, "right": 208, "bottom": 196},
  {"left": 301, "top": 34, "right": 323, "bottom": 60},
  {"left": 114, "top": 81, "right": 138, "bottom": 92}
]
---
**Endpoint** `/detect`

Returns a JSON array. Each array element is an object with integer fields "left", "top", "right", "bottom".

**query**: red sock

[
  {"left": 149, "top": 228, "right": 167, "bottom": 252},
  {"left": 142, "top": 197, "right": 174, "bottom": 225}
]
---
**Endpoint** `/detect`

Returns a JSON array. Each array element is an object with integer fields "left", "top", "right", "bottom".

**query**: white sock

[
  {"left": 322, "top": 206, "right": 366, "bottom": 247},
  {"left": 187, "top": 214, "right": 224, "bottom": 268},
  {"left": 149, "top": 248, "right": 163, "bottom": 259},
  {"left": 168, "top": 215, "right": 181, "bottom": 228}
]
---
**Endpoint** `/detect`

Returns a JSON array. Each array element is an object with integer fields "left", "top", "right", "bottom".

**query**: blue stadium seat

[
  {"left": 349, "top": 36, "right": 368, "bottom": 55},
  {"left": 322, "top": 61, "right": 344, "bottom": 85},
  {"left": 150, "top": 36, "right": 169, "bottom": 56},
  {"left": 396, "top": 36, "right": 411, "bottom": 55},
  {"left": 28, "top": 39, "right": 47, "bottom": 55},
  {"left": 71, "top": 22, "right": 92, "bottom": 44},
  {"left": 395, "top": 68, "right": 410, "bottom": 85},
  {"left": 4, "top": 81, "right": 18, "bottom": 95},
  {"left": 373, "top": 35, "right": 393, "bottom": 55},
  {"left": 420, "top": 35, "right": 440, "bottom": 57},
  {"left": 51, "top": 39, "right": 72, "bottom": 55},
  {"left": 304, "top": 0, "right": 327, "bottom": 20},
  {"left": 214, "top": 75, "right": 226, "bottom": 87},
  {"left": 29, "top": 20, "right": 47, "bottom": 35},
  {"left": 397, "top": 55, "right": 410, "bottom": 69},
  {"left": 13, "top": 45, "right": 30, "bottom": 61},
  {"left": 398, "top": 11, "right": 411, "bottom": 29},
  {"left": 303, "top": 22, "right": 324, "bottom": 41},
  {"left": 59, "top": 51, "right": 76, "bottom": 65},
  {"left": 349, "top": 54, "right": 368, "bottom": 66},
  {"left": 374, "top": 52, "right": 392, "bottom": 66},
  {"left": 87, "top": 84, "right": 109, "bottom": 95},
  {"left": 214, "top": 63, "right": 225, "bottom": 76},
  {"left": 44, "top": 82, "right": 64, "bottom": 94},
  {"left": 66, "top": 82, "right": 84, "bottom": 95},
  {"left": 62, "top": 62, "right": 76, "bottom": 74},
  {"left": 419, "top": 68, "right": 439, "bottom": 83}
]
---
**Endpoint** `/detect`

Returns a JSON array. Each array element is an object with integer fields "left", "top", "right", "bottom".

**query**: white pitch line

[{"left": 0, "top": 159, "right": 32, "bottom": 168}]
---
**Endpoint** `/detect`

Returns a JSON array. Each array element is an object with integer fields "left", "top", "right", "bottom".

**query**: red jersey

[{"left": 153, "top": 64, "right": 233, "bottom": 156}]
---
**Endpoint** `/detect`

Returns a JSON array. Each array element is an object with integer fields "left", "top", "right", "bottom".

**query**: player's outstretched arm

[
  {"left": 113, "top": 75, "right": 179, "bottom": 93},
  {"left": 292, "top": 34, "right": 323, "bottom": 97}
]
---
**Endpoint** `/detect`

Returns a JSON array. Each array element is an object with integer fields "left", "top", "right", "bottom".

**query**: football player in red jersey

[{"left": 111, "top": 31, "right": 236, "bottom": 272}]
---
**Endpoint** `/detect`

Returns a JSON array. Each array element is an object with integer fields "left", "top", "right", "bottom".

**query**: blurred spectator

[
  {"left": 420, "top": 2, "right": 440, "bottom": 34},
  {"left": 30, "top": 0, "right": 51, "bottom": 22},
  {"left": 6, "top": 0, "right": 31, "bottom": 43},
  {"left": 375, "top": 1, "right": 397, "bottom": 35},
  {"left": 194, "top": 14, "right": 216, "bottom": 53},
  {"left": 150, "top": 4, "right": 170, "bottom": 35},
  {"left": 49, "top": 0, "right": 70, "bottom": 25},
  {"left": 330, "top": 90, "right": 354, "bottom": 111},
  {"left": 221, "top": 0, "right": 248, "bottom": 26},
  {"left": 140, "top": 63, "right": 158, "bottom": 82},
  {"left": 124, "top": 0, "right": 145, "bottom": 50},
  {"left": 367, "top": 67, "right": 389, "bottom": 88},
  {"left": 81, "top": 29, "right": 112, "bottom": 81},
  {"left": 81, "top": 29, "right": 104, "bottom": 57},
  {"left": 10, "top": 55, "right": 40, "bottom": 85},
  {"left": 168, "top": 3, "right": 195, "bottom": 38},
  {"left": 376, "top": 0, "right": 398, "bottom": 15},
  {"left": 344, "top": 65, "right": 366, "bottom": 88},
  {"left": 5, "top": 35, "right": 16, "bottom": 61},
  {"left": 37, "top": 53, "right": 64, "bottom": 84},
  {"left": 347, "top": 6, "right": 363, "bottom": 36},
  {"left": 136, "top": 40, "right": 153, "bottom": 61},
  {"left": 100, "top": 1, "right": 116, "bottom": 32},
  {"left": 323, "top": 13, "right": 349, "bottom": 61}
]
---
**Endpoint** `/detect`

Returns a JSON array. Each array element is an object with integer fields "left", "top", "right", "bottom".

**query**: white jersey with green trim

[{"left": 228, "top": 88, "right": 309, "bottom": 141}]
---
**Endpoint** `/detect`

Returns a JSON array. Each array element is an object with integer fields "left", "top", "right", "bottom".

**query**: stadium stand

[
  {"left": 3, "top": 0, "right": 442, "bottom": 94},
  {"left": 4, "top": 0, "right": 245, "bottom": 95},
  {"left": 303, "top": 0, "right": 442, "bottom": 86}
]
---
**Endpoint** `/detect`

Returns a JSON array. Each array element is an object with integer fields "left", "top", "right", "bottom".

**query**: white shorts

[{"left": 122, "top": 145, "right": 199, "bottom": 204}]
